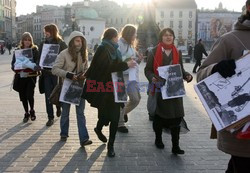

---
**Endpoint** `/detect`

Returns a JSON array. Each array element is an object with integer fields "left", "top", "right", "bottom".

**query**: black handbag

[
  {"left": 38, "top": 73, "right": 45, "bottom": 94},
  {"left": 13, "top": 73, "right": 20, "bottom": 92}
]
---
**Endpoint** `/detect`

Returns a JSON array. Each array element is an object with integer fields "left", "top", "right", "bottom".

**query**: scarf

[
  {"left": 153, "top": 42, "right": 179, "bottom": 75},
  {"left": 101, "top": 39, "right": 122, "bottom": 62}
]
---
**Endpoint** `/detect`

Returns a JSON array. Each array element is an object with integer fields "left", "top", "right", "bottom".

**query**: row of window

[
  {"left": 106, "top": 17, "right": 136, "bottom": 25},
  {"left": 160, "top": 20, "right": 193, "bottom": 29},
  {"left": 161, "top": 11, "right": 193, "bottom": 18}
]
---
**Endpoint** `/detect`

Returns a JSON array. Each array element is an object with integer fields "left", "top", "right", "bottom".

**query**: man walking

[{"left": 192, "top": 39, "right": 208, "bottom": 73}]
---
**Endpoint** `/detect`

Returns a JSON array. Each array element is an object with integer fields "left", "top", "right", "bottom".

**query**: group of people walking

[{"left": 10, "top": 0, "right": 250, "bottom": 171}]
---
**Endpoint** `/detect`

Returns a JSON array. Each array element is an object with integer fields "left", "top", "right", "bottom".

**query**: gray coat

[
  {"left": 145, "top": 47, "right": 191, "bottom": 119},
  {"left": 197, "top": 20, "right": 250, "bottom": 157}
]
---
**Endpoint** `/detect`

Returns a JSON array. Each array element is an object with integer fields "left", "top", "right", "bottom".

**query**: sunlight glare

[{"left": 115, "top": 0, "right": 152, "bottom": 5}]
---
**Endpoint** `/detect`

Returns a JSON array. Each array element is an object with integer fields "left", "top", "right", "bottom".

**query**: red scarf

[{"left": 153, "top": 42, "right": 179, "bottom": 75}]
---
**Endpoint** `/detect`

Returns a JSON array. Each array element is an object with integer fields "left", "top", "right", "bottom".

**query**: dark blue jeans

[{"left": 44, "top": 74, "right": 58, "bottom": 120}]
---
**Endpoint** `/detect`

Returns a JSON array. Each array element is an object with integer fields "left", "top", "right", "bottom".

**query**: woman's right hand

[
  {"left": 127, "top": 59, "right": 137, "bottom": 68},
  {"left": 152, "top": 77, "right": 158, "bottom": 83}
]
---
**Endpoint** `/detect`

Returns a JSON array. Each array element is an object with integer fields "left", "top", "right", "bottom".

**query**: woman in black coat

[
  {"left": 11, "top": 32, "right": 40, "bottom": 123},
  {"left": 84, "top": 27, "right": 136, "bottom": 157}
]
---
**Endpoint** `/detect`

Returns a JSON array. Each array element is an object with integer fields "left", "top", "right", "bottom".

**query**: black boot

[
  {"left": 23, "top": 112, "right": 30, "bottom": 123},
  {"left": 153, "top": 117, "right": 164, "bottom": 149},
  {"left": 94, "top": 127, "right": 107, "bottom": 143},
  {"left": 155, "top": 138, "right": 164, "bottom": 149},
  {"left": 107, "top": 143, "right": 115, "bottom": 157},
  {"left": 171, "top": 127, "right": 185, "bottom": 155}
]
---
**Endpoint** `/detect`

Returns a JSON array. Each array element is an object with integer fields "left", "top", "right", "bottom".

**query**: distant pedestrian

[
  {"left": 188, "top": 44, "right": 193, "bottom": 61},
  {"left": 0, "top": 44, "right": 4, "bottom": 54},
  {"left": 7, "top": 42, "right": 12, "bottom": 55},
  {"left": 192, "top": 39, "right": 208, "bottom": 73},
  {"left": 11, "top": 32, "right": 40, "bottom": 123},
  {"left": 52, "top": 31, "right": 92, "bottom": 147},
  {"left": 197, "top": 0, "right": 250, "bottom": 172},
  {"left": 145, "top": 28, "right": 193, "bottom": 154}
]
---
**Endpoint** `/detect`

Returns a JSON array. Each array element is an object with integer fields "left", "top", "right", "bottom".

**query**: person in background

[
  {"left": 7, "top": 42, "right": 12, "bottom": 55},
  {"left": 39, "top": 23, "right": 67, "bottom": 127},
  {"left": 52, "top": 31, "right": 92, "bottom": 147},
  {"left": 197, "top": 1, "right": 250, "bottom": 172},
  {"left": 84, "top": 27, "right": 137, "bottom": 157},
  {"left": 117, "top": 24, "right": 143, "bottom": 133},
  {"left": 145, "top": 28, "right": 193, "bottom": 154},
  {"left": 192, "top": 39, "right": 208, "bottom": 73},
  {"left": 11, "top": 32, "right": 40, "bottom": 123}
]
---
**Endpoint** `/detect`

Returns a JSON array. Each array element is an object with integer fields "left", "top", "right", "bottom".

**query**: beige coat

[
  {"left": 197, "top": 20, "right": 250, "bottom": 157},
  {"left": 52, "top": 49, "right": 88, "bottom": 80}
]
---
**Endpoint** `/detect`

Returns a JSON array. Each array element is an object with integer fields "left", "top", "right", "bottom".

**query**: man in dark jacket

[{"left": 192, "top": 39, "right": 208, "bottom": 73}]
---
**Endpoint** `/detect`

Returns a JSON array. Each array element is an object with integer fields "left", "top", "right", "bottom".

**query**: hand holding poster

[
  {"left": 59, "top": 79, "right": 83, "bottom": 106},
  {"left": 158, "top": 64, "right": 186, "bottom": 99},
  {"left": 39, "top": 44, "right": 60, "bottom": 68},
  {"left": 194, "top": 53, "right": 250, "bottom": 131}
]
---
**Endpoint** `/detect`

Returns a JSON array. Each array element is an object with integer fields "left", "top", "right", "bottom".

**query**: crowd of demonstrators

[
  {"left": 52, "top": 31, "right": 92, "bottom": 147},
  {"left": 192, "top": 39, "right": 208, "bottom": 73},
  {"left": 197, "top": 0, "right": 250, "bottom": 172},
  {"left": 117, "top": 24, "right": 143, "bottom": 133},
  {"left": 39, "top": 24, "right": 67, "bottom": 127},
  {"left": 83, "top": 27, "right": 137, "bottom": 157},
  {"left": 11, "top": 32, "right": 40, "bottom": 123},
  {"left": 144, "top": 28, "right": 193, "bottom": 154}
]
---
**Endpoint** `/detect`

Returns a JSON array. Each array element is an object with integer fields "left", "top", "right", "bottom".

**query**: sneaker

[
  {"left": 60, "top": 136, "right": 67, "bottom": 141},
  {"left": 124, "top": 114, "right": 128, "bottom": 123},
  {"left": 172, "top": 146, "right": 185, "bottom": 155},
  {"left": 23, "top": 113, "right": 30, "bottom": 123},
  {"left": 46, "top": 119, "right": 54, "bottom": 126},
  {"left": 81, "top": 139, "right": 93, "bottom": 147},
  {"left": 94, "top": 128, "right": 107, "bottom": 143},
  {"left": 117, "top": 126, "right": 128, "bottom": 133},
  {"left": 56, "top": 108, "right": 61, "bottom": 117},
  {"left": 30, "top": 110, "right": 36, "bottom": 121}
]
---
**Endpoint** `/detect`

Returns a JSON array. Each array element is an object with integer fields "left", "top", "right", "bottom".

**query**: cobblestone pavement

[{"left": 0, "top": 53, "right": 229, "bottom": 173}]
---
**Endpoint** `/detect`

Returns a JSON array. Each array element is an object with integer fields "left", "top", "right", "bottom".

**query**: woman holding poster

[
  {"left": 84, "top": 27, "right": 136, "bottom": 157},
  {"left": 39, "top": 24, "right": 67, "bottom": 127},
  {"left": 144, "top": 28, "right": 193, "bottom": 154},
  {"left": 52, "top": 31, "right": 92, "bottom": 147},
  {"left": 11, "top": 32, "right": 40, "bottom": 123}
]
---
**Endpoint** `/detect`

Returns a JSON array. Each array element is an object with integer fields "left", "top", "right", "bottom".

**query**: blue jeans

[{"left": 60, "top": 98, "right": 89, "bottom": 144}]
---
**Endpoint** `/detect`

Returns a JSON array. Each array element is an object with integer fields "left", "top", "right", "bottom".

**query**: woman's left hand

[{"left": 185, "top": 74, "right": 193, "bottom": 83}]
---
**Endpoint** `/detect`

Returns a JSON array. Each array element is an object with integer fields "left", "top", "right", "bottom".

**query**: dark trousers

[
  {"left": 44, "top": 74, "right": 58, "bottom": 120},
  {"left": 97, "top": 103, "right": 120, "bottom": 147},
  {"left": 193, "top": 59, "right": 201, "bottom": 73},
  {"left": 153, "top": 114, "right": 182, "bottom": 147},
  {"left": 226, "top": 155, "right": 250, "bottom": 173}
]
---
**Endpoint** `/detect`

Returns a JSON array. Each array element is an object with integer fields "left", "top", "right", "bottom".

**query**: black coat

[
  {"left": 194, "top": 43, "right": 208, "bottom": 61},
  {"left": 83, "top": 44, "right": 128, "bottom": 109}
]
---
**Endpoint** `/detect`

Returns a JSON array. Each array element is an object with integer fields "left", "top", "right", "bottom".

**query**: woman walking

[
  {"left": 84, "top": 27, "right": 137, "bottom": 157},
  {"left": 11, "top": 32, "right": 40, "bottom": 123},
  {"left": 144, "top": 28, "right": 193, "bottom": 154}
]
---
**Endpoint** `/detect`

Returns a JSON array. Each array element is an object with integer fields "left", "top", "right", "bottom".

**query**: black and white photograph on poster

[
  {"left": 194, "top": 53, "right": 250, "bottom": 131},
  {"left": 59, "top": 79, "right": 83, "bottom": 106},
  {"left": 158, "top": 64, "right": 185, "bottom": 99},
  {"left": 39, "top": 44, "right": 60, "bottom": 68},
  {"left": 14, "top": 48, "right": 33, "bottom": 70},
  {"left": 112, "top": 71, "right": 127, "bottom": 103}
]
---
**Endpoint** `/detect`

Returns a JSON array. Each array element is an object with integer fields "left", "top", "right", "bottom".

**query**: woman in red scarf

[{"left": 145, "top": 28, "right": 193, "bottom": 154}]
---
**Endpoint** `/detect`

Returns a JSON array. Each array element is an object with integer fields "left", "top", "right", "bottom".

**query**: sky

[{"left": 16, "top": 0, "right": 247, "bottom": 16}]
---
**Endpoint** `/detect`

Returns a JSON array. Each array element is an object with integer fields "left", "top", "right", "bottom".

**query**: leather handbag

[{"left": 49, "top": 78, "right": 62, "bottom": 106}]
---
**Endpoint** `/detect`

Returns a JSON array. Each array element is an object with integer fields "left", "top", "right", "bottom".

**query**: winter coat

[
  {"left": 83, "top": 41, "right": 128, "bottom": 109},
  {"left": 194, "top": 43, "right": 208, "bottom": 61},
  {"left": 197, "top": 20, "right": 250, "bottom": 158},
  {"left": 144, "top": 46, "right": 191, "bottom": 119}
]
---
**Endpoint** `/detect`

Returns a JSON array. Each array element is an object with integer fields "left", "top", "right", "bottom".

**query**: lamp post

[{"left": 71, "top": 15, "right": 77, "bottom": 31}]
